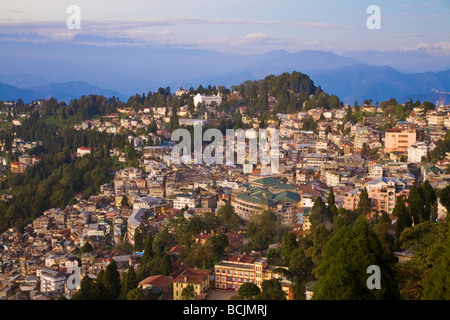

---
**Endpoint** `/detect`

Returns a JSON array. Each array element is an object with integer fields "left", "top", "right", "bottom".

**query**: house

[
  {"left": 10, "top": 161, "right": 28, "bottom": 174},
  {"left": 77, "top": 147, "right": 96, "bottom": 156},
  {"left": 139, "top": 274, "right": 174, "bottom": 300},
  {"left": 173, "top": 268, "right": 211, "bottom": 300},
  {"left": 394, "top": 249, "right": 415, "bottom": 263}
]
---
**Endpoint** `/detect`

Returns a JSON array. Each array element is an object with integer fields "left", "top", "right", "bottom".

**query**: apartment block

[{"left": 214, "top": 255, "right": 293, "bottom": 299}]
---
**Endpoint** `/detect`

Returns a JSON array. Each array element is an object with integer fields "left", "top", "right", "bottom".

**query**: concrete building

[
  {"left": 173, "top": 268, "right": 210, "bottom": 300},
  {"left": 39, "top": 268, "right": 66, "bottom": 293},
  {"left": 408, "top": 142, "right": 436, "bottom": 164},
  {"left": 384, "top": 127, "right": 416, "bottom": 153},
  {"left": 193, "top": 93, "right": 222, "bottom": 107},
  {"left": 343, "top": 177, "right": 407, "bottom": 215},
  {"left": 173, "top": 194, "right": 200, "bottom": 210},
  {"left": 214, "top": 255, "right": 293, "bottom": 299}
]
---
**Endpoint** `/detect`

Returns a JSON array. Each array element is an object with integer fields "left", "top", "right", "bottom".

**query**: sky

[{"left": 1, "top": 0, "right": 449, "bottom": 55}]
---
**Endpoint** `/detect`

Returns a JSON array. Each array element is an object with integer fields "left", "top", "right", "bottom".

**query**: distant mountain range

[
  {"left": 0, "top": 80, "right": 127, "bottom": 103},
  {"left": 0, "top": 44, "right": 449, "bottom": 105}
]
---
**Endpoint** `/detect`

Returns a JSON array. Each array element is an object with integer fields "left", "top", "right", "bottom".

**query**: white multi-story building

[
  {"left": 444, "top": 115, "right": 450, "bottom": 130},
  {"left": 193, "top": 93, "right": 222, "bottom": 107},
  {"left": 427, "top": 112, "right": 445, "bottom": 126},
  {"left": 173, "top": 194, "right": 200, "bottom": 210},
  {"left": 408, "top": 142, "right": 436, "bottom": 163},
  {"left": 369, "top": 164, "right": 383, "bottom": 179},
  {"left": 39, "top": 268, "right": 66, "bottom": 293},
  {"left": 325, "top": 171, "right": 340, "bottom": 187},
  {"left": 315, "top": 140, "right": 328, "bottom": 151}
]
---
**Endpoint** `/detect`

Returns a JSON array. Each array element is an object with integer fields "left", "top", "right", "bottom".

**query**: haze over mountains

[{"left": 1, "top": 41, "right": 449, "bottom": 105}]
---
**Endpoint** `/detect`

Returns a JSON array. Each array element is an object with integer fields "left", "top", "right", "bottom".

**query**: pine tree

[
  {"left": 422, "top": 221, "right": 450, "bottom": 299},
  {"left": 358, "top": 187, "right": 371, "bottom": 216},
  {"left": 281, "top": 232, "right": 298, "bottom": 265},
  {"left": 101, "top": 259, "right": 121, "bottom": 300},
  {"left": 141, "top": 234, "right": 154, "bottom": 266},
  {"left": 120, "top": 266, "right": 138, "bottom": 299},
  {"left": 327, "top": 188, "right": 338, "bottom": 216},
  {"left": 313, "top": 216, "right": 400, "bottom": 300},
  {"left": 408, "top": 186, "right": 425, "bottom": 224},
  {"left": 420, "top": 180, "right": 437, "bottom": 222},
  {"left": 392, "top": 197, "right": 412, "bottom": 243}
]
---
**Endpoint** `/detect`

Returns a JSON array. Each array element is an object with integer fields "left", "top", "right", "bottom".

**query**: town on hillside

[{"left": 0, "top": 78, "right": 450, "bottom": 301}]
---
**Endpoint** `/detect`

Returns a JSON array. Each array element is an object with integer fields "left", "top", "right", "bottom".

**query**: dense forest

[{"left": 0, "top": 96, "right": 130, "bottom": 232}]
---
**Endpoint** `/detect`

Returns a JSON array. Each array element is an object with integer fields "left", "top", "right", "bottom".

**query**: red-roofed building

[
  {"left": 10, "top": 161, "right": 28, "bottom": 174},
  {"left": 139, "top": 274, "right": 174, "bottom": 300},
  {"left": 77, "top": 147, "right": 97, "bottom": 156}
]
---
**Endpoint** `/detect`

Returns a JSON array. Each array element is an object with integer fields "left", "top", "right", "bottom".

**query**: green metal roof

[{"left": 251, "top": 177, "right": 281, "bottom": 186}]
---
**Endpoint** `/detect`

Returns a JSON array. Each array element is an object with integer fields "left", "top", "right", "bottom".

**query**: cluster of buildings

[{"left": 1, "top": 94, "right": 449, "bottom": 300}]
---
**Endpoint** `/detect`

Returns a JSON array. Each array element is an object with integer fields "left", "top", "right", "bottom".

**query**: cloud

[
  {"left": 400, "top": 41, "right": 450, "bottom": 56},
  {"left": 294, "top": 21, "right": 355, "bottom": 30}
]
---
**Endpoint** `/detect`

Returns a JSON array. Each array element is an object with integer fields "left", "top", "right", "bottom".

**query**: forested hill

[{"left": 230, "top": 71, "right": 343, "bottom": 115}]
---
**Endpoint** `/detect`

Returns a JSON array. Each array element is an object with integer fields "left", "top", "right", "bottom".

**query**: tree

[
  {"left": 289, "top": 246, "right": 314, "bottom": 299},
  {"left": 313, "top": 216, "right": 400, "bottom": 300},
  {"left": 247, "top": 210, "right": 281, "bottom": 250},
  {"left": 205, "top": 233, "right": 229, "bottom": 264},
  {"left": 327, "top": 188, "right": 338, "bottom": 216},
  {"left": 332, "top": 208, "right": 361, "bottom": 229},
  {"left": 134, "top": 225, "right": 147, "bottom": 252},
  {"left": 392, "top": 197, "right": 412, "bottom": 243},
  {"left": 140, "top": 234, "right": 154, "bottom": 266},
  {"left": 422, "top": 221, "right": 450, "bottom": 300},
  {"left": 216, "top": 204, "right": 240, "bottom": 232},
  {"left": 398, "top": 221, "right": 448, "bottom": 299},
  {"left": 80, "top": 241, "right": 93, "bottom": 253},
  {"left": 374, "top": 212, "right": 394, "bottom": 257},
  {"left": 420, "top": 180, "right": 437, "bottom": 222},
  {"left": 71, "top": 275, "right": 98, "bottom": 300},
  {"left": 101, "top": 259, "right": 121, "bottom": 300},
  {"left": 310, "top": 197, "right": 332, "bottom": 227},
  {"left": 181, "top": 284, "right": 197, "bottom": 300},
  {"left": 408, "top": 186, "right": 425, "bottom": 224},
  {"left": 120, "top": 266, "right": 138, "bottom": 299},
  {"left": 121, "top": 195, "right": 130, "bottom": 208},
  {"left": 169, "top": 106, "right": 179, "bottom": 131},
  {"left": 358, "top": 187, "right": 371, "bottom": 216},
  {"left": 126, "top": 288, "right": 145, "bottom": 300},
  {"left": 439, "top": 185, "right": 450, "bottom": 217},
  {"left": 238, "top": 282, "right": 261, "bottom": 300},
  {"left": 281, "top": 232, "right": 298, "bottom": 265},
  {"left": 256, "top": 279, "right": 287, "bottom": 300}
]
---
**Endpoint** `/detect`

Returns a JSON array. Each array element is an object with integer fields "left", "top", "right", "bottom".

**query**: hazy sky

[{"left": 1, "top": 0, "right": 449, "bottom": 55}]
